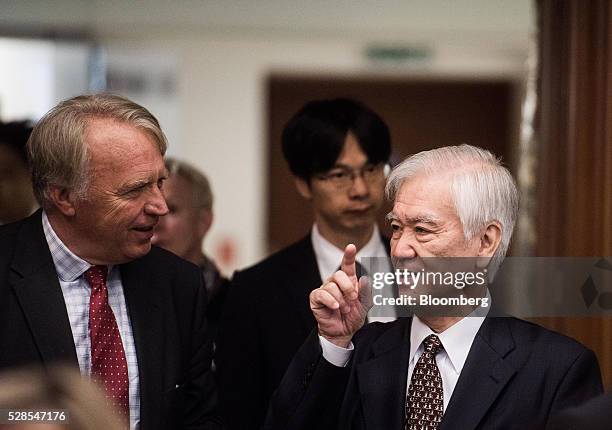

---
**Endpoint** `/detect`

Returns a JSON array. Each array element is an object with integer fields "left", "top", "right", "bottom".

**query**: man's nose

[
  {"left": 145, "top": 186, "right": 169, "bottom": 217},
  {"left": 348, "top": 173, "right": 369, "bottom": 198},
  {"left": 391, "top": 230, "right": 418, "bottom": 260}
]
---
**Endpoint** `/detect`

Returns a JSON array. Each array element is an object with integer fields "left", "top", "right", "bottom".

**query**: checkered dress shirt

[{"left": 42, "top": 212, "right": 140, "bottom": 429}]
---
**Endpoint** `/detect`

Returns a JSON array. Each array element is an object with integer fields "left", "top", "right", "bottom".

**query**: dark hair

[
  {"left": 281, "top": 98, "right": 391, "bottom": 181},
  {"left": 0, "top": 120, "right": 33, "bottom": 164}
]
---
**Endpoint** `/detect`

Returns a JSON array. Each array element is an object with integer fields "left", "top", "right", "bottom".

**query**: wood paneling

[{"left": 535, "top": 0, "right": 612, "bottom": 386}]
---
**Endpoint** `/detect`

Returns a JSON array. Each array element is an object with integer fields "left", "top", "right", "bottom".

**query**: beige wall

[
  {"left": 99, "top": 34, "right": 530, "bottom": 274},
  {"left": 0, "top": 0, "right": 533, "bottom": 273}
]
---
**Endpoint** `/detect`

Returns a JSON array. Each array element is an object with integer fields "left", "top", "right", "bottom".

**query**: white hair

[{"left": 386, "top": 144, "right": 519, "bottom": 275}]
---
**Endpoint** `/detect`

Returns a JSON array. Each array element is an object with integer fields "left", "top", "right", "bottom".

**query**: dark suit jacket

[
  {"left": 546, "top": 391, "right": 612, "bottom": 430},
  {"left": 215, "top": 234, "right": 390, "bottom": 430},
  {"left": 0, "top": 211, "right": 223, "bottom": 429},
  {"left": 265, "top": 316, "right": 603, "bottom": 430}
]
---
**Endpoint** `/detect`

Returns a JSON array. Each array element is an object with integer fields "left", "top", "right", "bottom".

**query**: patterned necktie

[
  {"left": 405, "top": 334, "right": 444, "bottom": 430},
  {"left": 85, "top": 265, "right": 130, "bottom": 418}
]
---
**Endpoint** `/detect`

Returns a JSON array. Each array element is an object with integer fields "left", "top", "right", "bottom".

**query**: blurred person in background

[
  {"left": 215, "top": 98, "right": 393, "bottom": 429},
  {"left": 0, "top": 94, "right": 222, "bottom": 429},
  {"left": 152, "top": 157, "right": 229, "bottom": 338},
  {"left": 0, "top": 120, "right": 37, "bottom": 225},
  {"left": 0, "top": 365, "right": 124, "bottom": 430}
]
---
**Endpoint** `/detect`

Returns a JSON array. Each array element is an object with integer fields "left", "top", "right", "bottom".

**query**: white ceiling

[{"left": 1, "top": 0, "right": 532, "bottom": 42}]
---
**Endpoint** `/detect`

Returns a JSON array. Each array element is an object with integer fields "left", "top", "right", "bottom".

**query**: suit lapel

[
  {"left": 121, "top": 259, "right": 164, "bottom": 430},
  {"left": 356, "top": 319, "right": 411, "bottom": 429},
  {"left": 9, "top": 211, "right": 78, "bottom": 365},
  {"left": 283, "top": 235, "right": 322, "bottom": 330},
  {"left": 440, "top": 317, "right": 517, "bottom": 430},
  {"left": 381, "top": 233, "right": 391, "bottom": 255}
]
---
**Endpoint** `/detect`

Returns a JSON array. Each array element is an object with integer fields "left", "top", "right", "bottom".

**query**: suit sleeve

[
  {"left": 181, "top": 269, "right": 224, "bottom": 429},
  {"left": 215, "top": 271, "right": 267, "bottom": 429},
  {"left": 264, "top": 330, "right": 350, "bottom": 430},
  {"left": 546, "top": 392, "right": 612, "bottom": 430},
  {"left": 547, "top": 347, "right": 603, "bottom": 422}
]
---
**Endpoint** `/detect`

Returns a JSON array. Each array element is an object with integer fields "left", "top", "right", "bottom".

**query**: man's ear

[
  {"left": 294, "top": 178, "right": 312, "bottom": 200},
  {"left": 196, "top": 209, "right": 213, "bottom": 238},
  {"left": 478, "top": 221, "right": 502, "bottom": 258},
  {"left": 48, "top": 185, "right": 77, "bottom": 217}
]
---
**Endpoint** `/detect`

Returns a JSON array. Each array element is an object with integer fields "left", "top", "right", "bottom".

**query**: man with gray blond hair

[
  {"left": 265, "top": 144, "right": 602, "bottom": 430},
  {"left": 0, "top": 94, "right": 222, "bottom": 429},
  {"left": 152, "top": 157, "right": 229, "bottom": 337}
]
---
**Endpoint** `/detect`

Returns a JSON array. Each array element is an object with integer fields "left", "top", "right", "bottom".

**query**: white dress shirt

[
  {"left": 407, "top": 315, "right": 485, "bottom": 411},
  {"left": 42, "top": 212, "right": 140, "bottom": 429},
  {"left": 311, "top": 223, "right": 391, "bottom": 281}
]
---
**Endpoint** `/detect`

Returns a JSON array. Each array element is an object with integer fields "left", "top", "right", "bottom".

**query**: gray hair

[
  {"left": 27, "top": 93, "right": 167, "bottom": 209},
  {"left": 166, "top": 157, "right": 213, "bottom": 211},
  {"left": 386, "top": 144, "right": 519, "bottom": 275}
]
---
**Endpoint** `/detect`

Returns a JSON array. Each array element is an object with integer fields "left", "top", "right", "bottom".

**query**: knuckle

[
  {"left": 312, "top": 289, "right": 326, "bottom": 302},
  {"left": 323, "top": 282, "right": 338, "bottom": 293}
]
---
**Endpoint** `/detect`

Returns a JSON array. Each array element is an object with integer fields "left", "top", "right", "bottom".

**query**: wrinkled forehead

[
  {"left": 394, "top": 173, "right": 452, "bottom": 201},
  {"left": 86, "top": 121, "right": 164, "bottom": 181},
  {"left": 392, "top": 174, "right": 457, "bottom": 218},
  {"left": 86, "top": 118, "right": 160, "bottom": 157}
]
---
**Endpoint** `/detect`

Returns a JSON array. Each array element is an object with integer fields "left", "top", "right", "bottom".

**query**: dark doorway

[{"left": 267, "top": 75, "right": 518, "bottom": 253}]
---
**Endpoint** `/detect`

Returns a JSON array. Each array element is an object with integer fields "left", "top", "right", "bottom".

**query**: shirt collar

[
  {"left": 42, "top": 211, "right": 93, "bottom": 282},
  {"left": 311, "top": 223, "right": 387, "bottom": 281},
  {"left": 410, "top": 312, "right": 486, "bottom": 375}
]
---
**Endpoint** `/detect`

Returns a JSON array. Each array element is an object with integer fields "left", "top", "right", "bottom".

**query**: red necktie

[{"left": 85, "top": 265, "right": 130, "bottom": 418}]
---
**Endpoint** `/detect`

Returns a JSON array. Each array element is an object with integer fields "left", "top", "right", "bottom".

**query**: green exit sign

[{"left": 366, "top": 46, "right": 431, "bottom": 63}]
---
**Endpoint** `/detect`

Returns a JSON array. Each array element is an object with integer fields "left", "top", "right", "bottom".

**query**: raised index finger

[{"left": 341, "top": 244, "right": 357, "bottom": 279}]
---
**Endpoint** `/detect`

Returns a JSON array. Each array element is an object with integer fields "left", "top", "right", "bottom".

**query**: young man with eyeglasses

[{"left": 215, "top": 98, "right": 393, "bottom": 430}]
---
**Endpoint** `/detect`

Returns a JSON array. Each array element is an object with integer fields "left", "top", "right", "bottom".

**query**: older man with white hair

[{"left": 264, "top": 145, "right": 602, "bottom": 430}]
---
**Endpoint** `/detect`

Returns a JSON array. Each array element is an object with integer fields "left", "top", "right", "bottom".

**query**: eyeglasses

[{"left": 315, "top": 163, "right": 387, "bottom": 189}]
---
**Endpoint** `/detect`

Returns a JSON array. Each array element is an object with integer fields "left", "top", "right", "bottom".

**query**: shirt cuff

[{"left": 319, "top": 335, "right": 354, "bottom": 367}]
